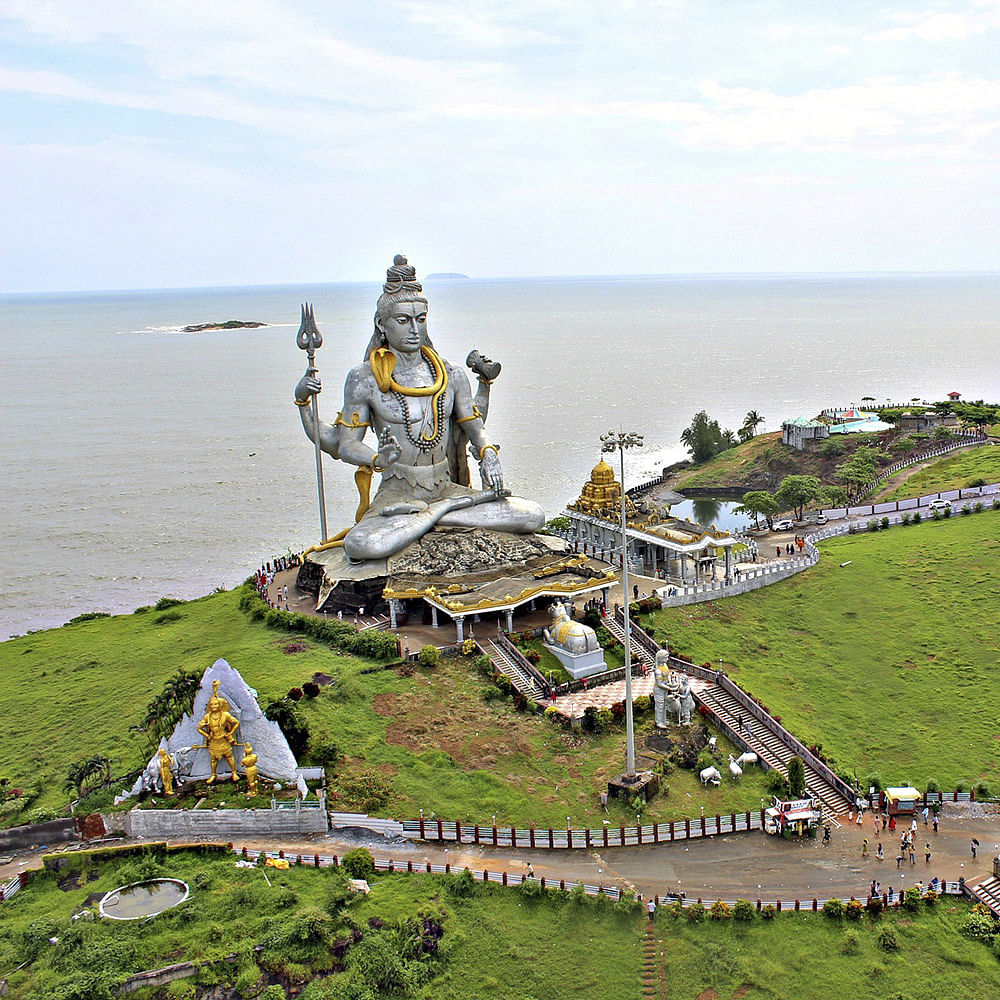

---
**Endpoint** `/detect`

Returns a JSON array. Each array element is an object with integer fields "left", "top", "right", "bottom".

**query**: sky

[{"left": 2, "top": 0, "right": 999, "bottom": 292}]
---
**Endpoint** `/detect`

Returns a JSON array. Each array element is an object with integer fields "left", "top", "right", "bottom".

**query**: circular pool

[{"left": 98, "top": 878, "right": 189, "bottom": 920}]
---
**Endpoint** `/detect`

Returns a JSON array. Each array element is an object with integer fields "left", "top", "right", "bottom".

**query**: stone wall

[
  {"left": 125, "top": 807, "right": 328, "bottom": 840},
  {"left": 0, "top": 818, "right": 77, "bottom": 851}
]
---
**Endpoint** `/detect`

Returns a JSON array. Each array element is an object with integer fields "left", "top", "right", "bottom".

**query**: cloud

[{"left": 872, "top": 3, "right": 1000, "bottom": 42}]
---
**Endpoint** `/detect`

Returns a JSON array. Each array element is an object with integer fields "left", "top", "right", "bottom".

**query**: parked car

[
  {"left": 773, "top": 519, "right": 796, "bottom": 531},
  {"left": 811, "top": 514, "right": 828, "bottom": 525},
  {"left": 927, "top": 499, "right": 951, "bottom": 511}
]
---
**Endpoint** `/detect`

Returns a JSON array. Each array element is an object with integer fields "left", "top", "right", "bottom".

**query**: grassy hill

[{"left": 643, "top": 512, "right": 1000, "bottom": 790}]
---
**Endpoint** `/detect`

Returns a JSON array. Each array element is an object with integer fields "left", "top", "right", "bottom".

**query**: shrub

[
  {"left": 765, "top": 770, "right": 789, "bottom": 796},
  {"left": 787, "top": 756, "right": 806, "bottom": 796},
  {"left": 418, "top": 645, "right": 440, "bottom": 667},
  {"left": 264, "top": 698, "right": 310, "bottom": 758},
  {"left": 864, "top": 772, "right": 884, "bottom": 793},
  {"left": 840, "top": 929, "right": 860, "bottom": 954},
  {"left": 975, "top": 780, "right": 992, "bottom": 798},
  {"left": 845, "top": 898, "right": 864, "bottom": 921},
  {"left": 925, "top": 778, "right": 939, "bottom": 792},
  {"left": 569, "top": 881, "right": 588, "bottom": 906},
  {"left": 912, "top": 511, "right": 922, "bottom": 524},
  {"left": 310, "top": 741, "right": 340, "bottom": 768},
  {"left": 287, "top": 686, "right": 304, "bottom": 702},
  {"left": 959, "top": 911, "right": 997, "bottom": 943},
  {"left": 634, "top": 694, "right": 651, "bottom": 713},
  {"left": 154, "top": 596, "right": 185, "bottom": 610},
  {"left": 960, "top": 504, "right": 972, "bottom": 516},
  {"left": 153, "top": 610, "right": 182, "bottom": 624},
  {"left": 709, "top": 899, "right": 731, "bottom": 921},
  {"left": 336, "top": 771, "right": 392, "bottom": 813},
  {"left": 823, "top": 898, "right": 845, "bottom": 920},
  {"left": 867, "top": 895, "right": 884, "bottom": 918},
  {"left": 942, "top": 505, "right": 951, "bottom": 518},
  {"left": 475, "top": 654, "right": 493, "bottom": 677},
  {"left": 900, "top": 512, "right": 911, "bottom": 525},
  {"left": 341, "top": 848, "right": 375, "bottom": 880},
  {"left": 482, "top": 687, "right": 503, "bottom": 704},
  {"left": 868, "top": 519, "right": 879, "bottom": 533},
  {"left": 461, "top": 638, "right": 477, "bottom": 656},
  {"left": 902, "top": 887, "right": 923, "bottom": 912},
  {"left": 969, "top": 477, "right": 986, "bottom": 487},
  {"left": 614, "top": 891, "right": 641, "bottom": 915},
  {"left": 732, "top": 898, "right": 755, "bottom": 922},
  {"left": 544, "top": 705, "right": 561, "bottom": 720},
  {"left": 302, "top": 681, "right": 320, "bottom": 699},
  {"left": 993, "top": 498, "right": 1000, "bottom": 511},
  {"left": 685, "top": 901, "right": 705, "bottom": 923},
  {"left": 974, "top": 502, "right": 984, "bottom": 513},
  {"left": 878, "top": 926, "right": 899, "bottom": 952},
  {"left": 760, "top": 904, "right": 776, "bottom": 920},
  {"left": 923, "top": 889, "right": 938, "bottom": 906}
]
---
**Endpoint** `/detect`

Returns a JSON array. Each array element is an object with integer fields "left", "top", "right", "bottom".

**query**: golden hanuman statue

[{"left": 197, "top": 679, "right": 241, "bottom": 784}]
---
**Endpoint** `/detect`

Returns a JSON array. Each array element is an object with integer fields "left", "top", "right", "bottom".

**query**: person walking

[
  {"left": 933, "top": 812, "right": 939, "bottom": 834},
  {"left": 925, "top": 843, "right": 931, "bottom": 864},
  {"left": 862, "top": 838, "right": 869, "bottom": 857},
  {"left": 909, "top": 845, "right": 916, "bottom": 865},
  {"left": 877, "top": 842, "right": 884, "bottom": 860},
  {"left": 823, "top": 825, "right": 831, "bottom": 845},
  {"left": 922, "top": 805, "right": 929, "bottom": 825},
  {"left": 972, "top": 838, "right": 979, "bottom": 859}
]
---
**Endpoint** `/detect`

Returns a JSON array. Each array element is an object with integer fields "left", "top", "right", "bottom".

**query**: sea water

[{"left": 2, "top": 273, "right": 998, "bottom": 638}]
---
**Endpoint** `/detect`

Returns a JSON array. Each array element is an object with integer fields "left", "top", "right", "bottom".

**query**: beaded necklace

[{"left": 392, "top": 355, "right": 448, "bottom": 451}]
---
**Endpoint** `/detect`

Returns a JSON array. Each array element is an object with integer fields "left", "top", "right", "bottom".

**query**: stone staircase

[
  {"left": 603, "top": 616, "right": 657, "bottom": 668},
  {"left": 640, "top": 919, "right": 662, "bottom": 999},
  {"left": 688, "top": 677, "right": 853, "bottom": 818},
  {"left": 359, "top": 614, "right": 391, "bottom": 631},
  {"left": 970, "top": 875, "right": 1000, "bottom": 917},
  {"left": 484, "top": 638, "right": 546, "bottom": 702}
]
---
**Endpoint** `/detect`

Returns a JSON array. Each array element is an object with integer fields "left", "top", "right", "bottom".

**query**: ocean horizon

[{"left": 3, "top": 271, "right": 999, "bottom": 638}]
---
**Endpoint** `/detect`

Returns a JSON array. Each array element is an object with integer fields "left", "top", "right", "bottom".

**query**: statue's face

[{"left": 378, "top": 299, "right": 428, "bottom": 353}]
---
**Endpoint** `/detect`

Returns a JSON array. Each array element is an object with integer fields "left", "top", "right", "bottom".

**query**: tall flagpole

[
  {"left": 601, "top": 428, "right": 644, "bottom": 780},
  {"left": 297, "top": 303, "right": 328, "bottom": 542}
]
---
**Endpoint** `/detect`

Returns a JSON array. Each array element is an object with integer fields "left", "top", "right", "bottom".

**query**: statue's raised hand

[
  {"left": 295, "top": 371, "right": 322, "bottom": 404},
  {"left": 375, "top": 427, "right": 401, "bottom": 471}
]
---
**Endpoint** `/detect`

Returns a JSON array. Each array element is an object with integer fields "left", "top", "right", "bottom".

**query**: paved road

[{"left": 3, "top": 805, "right": 996, "bottom": 905}]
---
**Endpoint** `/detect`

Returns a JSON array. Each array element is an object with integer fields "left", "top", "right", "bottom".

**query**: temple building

[{"left": 563, "top": 458, "right": 743, "bottom": 585}]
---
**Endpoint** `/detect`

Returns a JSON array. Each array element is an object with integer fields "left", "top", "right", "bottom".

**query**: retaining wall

[
  {"left": 125, "top": 806, "right": 328, "bottom": 839},
  {"left": 0, "top": 818, "right": 77, "bottom": 850}
]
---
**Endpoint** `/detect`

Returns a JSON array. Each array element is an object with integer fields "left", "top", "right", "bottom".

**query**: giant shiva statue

[{"left": 294, "top": 255, "right": 544, "bottom": 563}]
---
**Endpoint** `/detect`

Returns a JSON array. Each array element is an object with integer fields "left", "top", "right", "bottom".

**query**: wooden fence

[{"left": 401, "top": 811, "right": 765, "bottom": 848}]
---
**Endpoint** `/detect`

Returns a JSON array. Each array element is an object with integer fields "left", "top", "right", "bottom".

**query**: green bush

[
  {"left": 474, "top": 654, "right": 493, "bottom": 677},
  {"left": 975, "top": 780, "right": 992, "bottom": 798},
  {"left": 760, "top": 904, "right": 776, "bottom": 920},
  {"left": 341, "top": 847, "right": 375, "bottom": 880},
  {"left": 310, "top": 741, "right": 340, "bottom": 768},
  {"left": 685, "top": 901, "right": 706, "bottom": 923},
  {"left": 732, "top": 898, "right": 755, "bottom": 922},
  {"left": 840, "top": 929, "right": 860, "bottom": 954},
  {"left": 709, "top": 899, "right": 731, "bottom": 920},
  {"left": 418, "top": 645, "right": 440, "bottom": 667},
  {"left": 900, "top": 512, "right": 911, "bottom": 525},
  {"left": 959, "top": 911, "right": 997, "bottom": 943},
  {"left": 877, "top": 926, "right": 899, "bottom": 952},
  {"left": 614, "top": 890, "right": 641, "bottom": 915},
  {"left": 823, "top": 898, "right": 845, "bottom": 920},
  {"left": 845, "top": 898, "right": 864, "bottom": 921},
  {"left": 925, "top": 778, "right": 939, "bottom": 792},
  {"left": 447, "top": 868, "right": 478, "bottom": 898},
  {"left": 880, "top": 516, "right": 890, "bottom": 530},
  {"left": 912, "top": 511, "right": 922, "bottom": 524},
  {"left": 154, "top": 596, "right": 185, "bottom": 610},
  {"left": 765, "top": 770, "right": 789, "bottom": 796},
  {"left": 902, "top": 887, "right": 923, "bottom": 912}
]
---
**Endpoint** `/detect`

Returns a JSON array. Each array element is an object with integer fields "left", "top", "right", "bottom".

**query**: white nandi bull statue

[{"left": 543, "top": 601, "right": 601, "bottom": 654}]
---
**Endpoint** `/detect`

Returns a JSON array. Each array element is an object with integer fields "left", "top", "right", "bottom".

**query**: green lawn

[
  {"left": 1, "top": 846, "right": 993, "bottom": 1000},
  {"left": 0, "top": 846, "right": 644, "bottom": 1000},
  {"left": 643, "top": 513, "right": 1000, "bottom": 789},
  {"left": 877, "top": 445, "right": 1000, "bottom": 501},
  {"left": 654, "top": 902, "right": 1000, "bottom": 999},
  {"left": 0, "top": 588, "right": 770, "bottom": 829}
]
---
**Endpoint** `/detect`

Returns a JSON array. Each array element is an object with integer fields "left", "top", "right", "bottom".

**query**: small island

[
  {"left": 181, "top": 320, "right": 267, "bottom": 332},
  {"left": 425, "top": 272, "right": 469, "bottom": 279}
]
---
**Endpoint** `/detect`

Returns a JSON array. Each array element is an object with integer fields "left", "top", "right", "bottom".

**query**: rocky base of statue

[
  {"left": 638, "top": 723, "right": 711, "bottom": 772},
  {"left": 302, "top": 526, "right": 601, "bottom": 615},
  {"left": 607, "top": 770, "right": 659, "bottom": 804}
]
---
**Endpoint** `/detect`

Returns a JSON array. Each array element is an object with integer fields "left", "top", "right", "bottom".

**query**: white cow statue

[
  {"left": 728, "top": 754, "right": 743, "bottom": 781},
  {"left": 735, "top": 751, "right": 758, "bottom": 768},
  {"left": 699, "top": 766, "right": 722, "bottom": 786},
  {"left": 543, "top": 601, "right": 601, "bottom": 654}
]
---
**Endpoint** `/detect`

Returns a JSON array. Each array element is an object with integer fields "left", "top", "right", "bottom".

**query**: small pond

[
  {"left": 668, "top": 497, "right": 750, "bottom": 534},
  {"left": 99, "top": 877, "right": 189, "bottom": 920}
]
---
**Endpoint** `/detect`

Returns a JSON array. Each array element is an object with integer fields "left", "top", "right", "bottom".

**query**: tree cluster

[
  {"left": 735, "top": 475, "right": 847, "bottom": 528},
  {"left": 680, "top": 410, "right": 765, "bottom": 463}
]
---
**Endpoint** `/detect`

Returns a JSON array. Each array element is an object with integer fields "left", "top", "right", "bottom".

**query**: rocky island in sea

[{"left": 181, "top": 319, "right": 267, "bottom": 332}]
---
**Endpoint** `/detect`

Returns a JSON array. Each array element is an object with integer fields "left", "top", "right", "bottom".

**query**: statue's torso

[{"left": 357, "top": 357, "right": 459, "bottom": 468}]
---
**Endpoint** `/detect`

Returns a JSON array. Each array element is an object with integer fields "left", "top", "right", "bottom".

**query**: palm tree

[
  {"left": 64, "top": 754, "right": 112, "bottom": 797},
  {"left": 741, "top": 410, "right": 764, "bottom": 439}
]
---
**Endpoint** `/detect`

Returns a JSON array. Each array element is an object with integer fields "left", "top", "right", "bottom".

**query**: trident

[{"left": 297, "top": 303, "right": 329, "bottom": 542}]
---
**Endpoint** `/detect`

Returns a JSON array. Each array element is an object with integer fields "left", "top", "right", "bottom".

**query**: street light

[{"left": 600, "top": 428, "right": 644, "bottom": 780}]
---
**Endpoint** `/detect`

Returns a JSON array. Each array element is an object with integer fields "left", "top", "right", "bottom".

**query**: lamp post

[{"left": 600, "top": 428, "right": 643, "bottom": 780}]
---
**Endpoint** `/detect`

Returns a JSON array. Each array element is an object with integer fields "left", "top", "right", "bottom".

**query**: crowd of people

[{"left": 253, "top": 551, "right": 303, "bottom": 609}]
